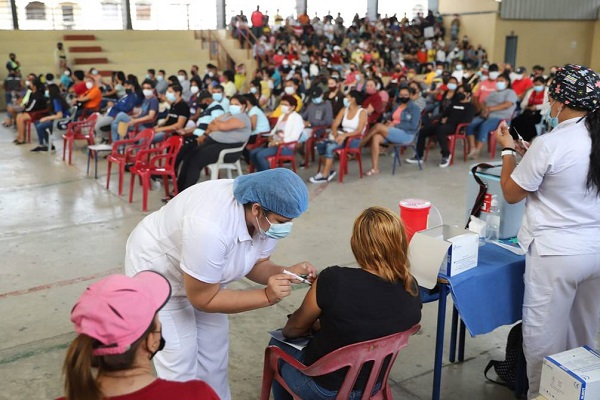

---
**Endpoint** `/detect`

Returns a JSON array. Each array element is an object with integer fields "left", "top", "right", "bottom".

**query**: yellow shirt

[
  {"left": 424, "top": 71, "right": 437, "bottom": 86},
  {"left": 270, "top": 94, "right": 303, "bottom": 118},
  {"left": 234, "top": 73, "right": 246, "bottom": 92}
]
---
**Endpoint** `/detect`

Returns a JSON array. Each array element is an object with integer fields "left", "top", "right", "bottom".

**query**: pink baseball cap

[{"left": 70, "top": 271, "right": 171, "bottom": 356}]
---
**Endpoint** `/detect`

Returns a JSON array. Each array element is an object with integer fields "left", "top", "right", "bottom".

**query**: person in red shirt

[
  {"left": 361, "top": 78, "right": 384, "bottom": 125},
  {"left": 58, "top": 271, "right": 219, "bottom": 400},
  {"left": 511, "top": 66, "right": 534, "bottom": 101},
  {"left": 250, "top": 6, "right": 264, "bottom": 38},
  {"left": 416, "top": 48, "right": 428, "bottom": 72}
]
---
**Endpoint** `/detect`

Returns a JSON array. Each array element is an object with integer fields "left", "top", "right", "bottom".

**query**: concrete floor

[{"left": 0, "top": 124, "right": 522, "bottom": 400}]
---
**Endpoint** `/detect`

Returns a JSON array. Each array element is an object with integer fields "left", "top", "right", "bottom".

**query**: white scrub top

[
  {"left": 511, "top": 117, "right": 600, "bottom": 256},
  {"left": 125, "top": 179, "right": 277, "bottom": 296}
]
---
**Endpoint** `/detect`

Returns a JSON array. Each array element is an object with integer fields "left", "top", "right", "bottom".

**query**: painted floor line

[{"left": 0, "top": 267, "right": 121, "bottom": 299}]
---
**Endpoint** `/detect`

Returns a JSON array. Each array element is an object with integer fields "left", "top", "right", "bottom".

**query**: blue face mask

[
  {"left": 257, "top": 211, "right": 293, "bottom": 240},
  {"left": 546, "top": 101, "right": 561, "bottom": 128},
  {"left": 165, "top": 92, "right": 176, "bottom": 103},
  {"left": 229, "top": 104, "right": 242, "bottom": 115},
  {"left": 533, "top": 85, "right": 544, "bottom": 92},
  {"left": 212, "top": 92, "right": 223, "bottom": 102},
  {"left": 313, "top": 96, "right": 322, "bottom": 104},
  {"left": 447, "top": 83, "right": 458, "bottom": 91},
  {"left": 343, "top": 98, "right": 350, "bottom": 107},
  {"left": 496, "top": 81, "right": 507, "bottom": 91}
]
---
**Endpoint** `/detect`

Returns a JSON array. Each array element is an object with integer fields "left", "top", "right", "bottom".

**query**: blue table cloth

[{"left": 444, "top": 243, "right": 526, "bottom": 336}]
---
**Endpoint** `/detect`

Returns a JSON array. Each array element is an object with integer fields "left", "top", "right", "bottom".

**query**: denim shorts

[{"left": 385, "top": 127, "right": 415, "bottom": 145}]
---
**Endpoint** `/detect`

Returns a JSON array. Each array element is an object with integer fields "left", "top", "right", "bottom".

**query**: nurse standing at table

[
  {"left": 496, "top": 64, "right": 600, "bottom": 399},
  {"left": 124, "top": 168, "right": 316, "bottom": 400}
]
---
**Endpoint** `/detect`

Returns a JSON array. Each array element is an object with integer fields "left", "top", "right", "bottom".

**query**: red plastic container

[{"left": 399, "top": 198, "right": 432, "bottom": 242}]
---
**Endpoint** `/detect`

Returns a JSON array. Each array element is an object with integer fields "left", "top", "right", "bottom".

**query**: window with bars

[
  {"left": 101, "top": 1, "right": 120, "bottom": 21},
  {"left": 136, "top": 2, "right": 151, "bottom": 20},
  {"left": 25, "top": 1, "right": 46, "bottom": 20},
  {"left": 61, "top": 4, "right": 74, "bottom": 22}
]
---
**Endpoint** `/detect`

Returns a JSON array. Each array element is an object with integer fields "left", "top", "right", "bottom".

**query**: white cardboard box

[
  {"left": 540, "top": 346, "right": 600, "bottom": 400},
  {"left": 408, "top": 225, "right": 479, "bottom": 289}
]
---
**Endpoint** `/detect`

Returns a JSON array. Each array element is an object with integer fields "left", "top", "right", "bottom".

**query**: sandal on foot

[{"left": 365, "top": 169, "right": 379, "bottom": 176}]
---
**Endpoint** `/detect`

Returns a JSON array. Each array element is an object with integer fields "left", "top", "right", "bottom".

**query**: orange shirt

[{"left": 83, "top": 86, "right": 102, "bottom": 109}]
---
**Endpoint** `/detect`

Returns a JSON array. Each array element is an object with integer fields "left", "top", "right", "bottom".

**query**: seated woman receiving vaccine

[{"left": 267, "top": 206, "right": 423, "bottom": 399}]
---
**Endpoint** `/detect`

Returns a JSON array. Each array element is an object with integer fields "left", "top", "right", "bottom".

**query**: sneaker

[
  {"left": 327, "top": 170, "right": 337, "bottom": 181},
  {"left": 405, "top": 156, "right": 422, "bottom": 164},
  {"left": 439, "top": 155, "right": 451, "bottom": 168},
  {"left": 30, "top": 146, "right": 47, "bottom": 152},
  {"left": 309, "top": 172, "right": 328, "bottom": 184}
]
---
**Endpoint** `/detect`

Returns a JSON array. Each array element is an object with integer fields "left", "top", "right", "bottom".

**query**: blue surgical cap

[{"left": 233, "top": 169, "right": 309, "bottom": 218}]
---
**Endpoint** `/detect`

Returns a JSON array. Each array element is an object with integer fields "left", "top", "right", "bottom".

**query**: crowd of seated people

[{"left": 1, "top": 8, "right": 562, "bottom": 198}]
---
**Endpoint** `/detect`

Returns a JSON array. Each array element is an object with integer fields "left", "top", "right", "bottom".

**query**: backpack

[{"left": 484, "top": 323, "right": 528, "bottom": 393}]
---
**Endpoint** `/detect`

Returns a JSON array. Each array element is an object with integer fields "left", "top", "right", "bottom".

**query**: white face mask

[
  {"left": 190, "top": 86, "right": 199, "bottom": 94},
  {"left": 280, "top": 105, "right": 290, "bottom": 114},
  {"left": 64, "top": 71, "right": 70, "bottom": 76},
  {"left": 85, "top": 81, "right": 93, "bottom": 89},
  {"left": 284, "top": 86, "right": 295, "bottom": 95},
  {"left": 250, "top": 87, "right": 258, "bottom": 94},
  {"left": 143, "top": 89, "right": 153, "bottom": 97},
  {"left": 489, "top": 71, "right": 500, "bottom": 80},
  {"left": 177, "top": 75, "right": 185, "bottom": 82}
]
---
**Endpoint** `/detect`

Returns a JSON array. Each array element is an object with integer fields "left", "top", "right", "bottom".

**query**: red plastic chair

[
  {"left": 333, "top": 134, "right": 363, "bottom": 183},
  {"left": 303, "top": 125, "right": 329, "bottom": 168},
  {"left": 266, "top": 141, "right": 298, "bottom": 171},
  {"left": 260, "top": 324, "right": 420, "bottom": 400},
  {"left": 25, "top": 109, "right": 49, "bottom": 143},
  {"left": 128, "top": 136, "right": 182, "bottom": 212},
  {"left": 62, "top": 113, "right": 98, "bottom": 165},
  {"left": 106, "top": 128, "right": 155, "bottom": 196},
  {"left": 424, "top": 122, "right": 470, "bottom": 166}
]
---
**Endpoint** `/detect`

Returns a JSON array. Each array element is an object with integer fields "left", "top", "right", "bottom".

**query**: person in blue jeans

[
  {"left": 466, "top": 73, "right": 517, "bottom": 159},
  {"left": 359, "top": 86, "right": 421, "bottom": 176},
  {"left": 31, "top": 83, "right": 70, "bottom": 152},
  {"left": 268, "top": 206, "right": 422, "bottom": 399},
  {"left": 110, "top": 80, "right": 158, "bottom": 142},
  {"left": 249, "top": 95, "right": 304, "bottom": 171},
  {"left": 309, "top": 90, "right": 367, "bottom": 183}
]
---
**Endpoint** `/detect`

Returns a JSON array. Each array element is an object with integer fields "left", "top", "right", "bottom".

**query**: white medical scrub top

[
  {"left": 125, "top": 179, "right": 278, "bottom": 296},
  {"left": 511, "top": 116, "right": 600, "bottom": 256}
]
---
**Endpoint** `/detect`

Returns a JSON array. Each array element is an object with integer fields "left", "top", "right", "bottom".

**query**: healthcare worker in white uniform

[
  {"left": 124, "top": 168, "right": 316, "bottom": 400},
  {"left": 496, "top": 64, "right": 600, "bottom": 399}
]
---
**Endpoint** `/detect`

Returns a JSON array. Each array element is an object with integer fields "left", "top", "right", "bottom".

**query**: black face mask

[
  {"left": 149, "top": 336, "right": 166, "bottom": 360},
  {"left": 398, "top": 96, "right": 410, "bottom": 103}
]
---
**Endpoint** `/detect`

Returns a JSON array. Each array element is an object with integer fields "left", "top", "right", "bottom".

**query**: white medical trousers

[
  {"left": 154, "top": 297, "right": 232, "bottom": 400},
  {"left": 522, "top": 242, "right": 600, "bottom": 399}
]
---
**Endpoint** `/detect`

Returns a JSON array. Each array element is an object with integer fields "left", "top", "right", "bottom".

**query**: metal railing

[{"left": 197, "top": 30, "right": 235, "bottom": 72}]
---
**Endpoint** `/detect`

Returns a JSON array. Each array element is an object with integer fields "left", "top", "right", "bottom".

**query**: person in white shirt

[
  {"left": 124, "top": 168, "right": 316, "bottom": 400},
  {"left": 496, "top": 64, "right": 600, "bottom": 400},
  {"left": 249, "top": 95, "right": 304, "bottom": 171}
]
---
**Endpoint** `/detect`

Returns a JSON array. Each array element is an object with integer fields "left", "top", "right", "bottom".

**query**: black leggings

[
  {"left": 177, "top": 137, "right": 244, "bottom": 191},
  {"left": 416, "top": 124, "right": 457, "bottom": 158}
]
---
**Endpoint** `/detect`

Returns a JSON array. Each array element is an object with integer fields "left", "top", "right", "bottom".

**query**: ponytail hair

[
  {"left": 62, "top": 318, "right": 157, "bottom": 399},
  {"left": 585, "top": 107, "right": 600, "bottom": 196},
  {"left": 350, "top": 206, "right": 418, "bottom": 296},
  {"left": 62, "top": 335, "right": 102, "bottom": 400}
]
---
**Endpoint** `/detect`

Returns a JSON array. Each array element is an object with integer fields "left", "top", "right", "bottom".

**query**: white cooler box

[{"left": 465, "top": 163, "right": 526, "bottom": 239}]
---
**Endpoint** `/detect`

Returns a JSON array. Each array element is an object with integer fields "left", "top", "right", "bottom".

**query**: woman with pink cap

[{"left": 58, "top": 271, "right": 219, "bottom": 400}]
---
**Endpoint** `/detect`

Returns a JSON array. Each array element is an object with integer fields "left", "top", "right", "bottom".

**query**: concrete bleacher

[{"left": 0, "top": 29, "right": 255, "bottom": 109}]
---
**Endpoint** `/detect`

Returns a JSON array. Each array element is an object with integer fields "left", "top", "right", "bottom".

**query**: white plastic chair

[{"left": 206, "top": 141, "right": 247, "bottom": 180}]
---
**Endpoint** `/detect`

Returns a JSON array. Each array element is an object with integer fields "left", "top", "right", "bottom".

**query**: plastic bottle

[{"left": 485, "top": 195, "right": 501, "bottom": 241}]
